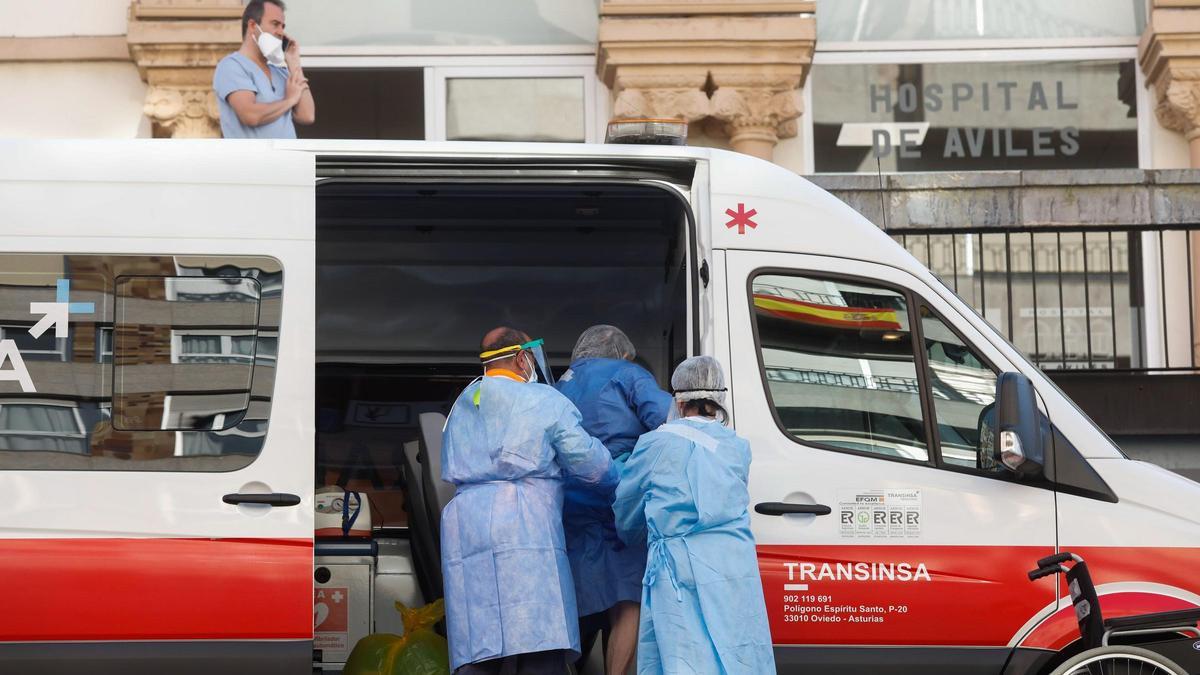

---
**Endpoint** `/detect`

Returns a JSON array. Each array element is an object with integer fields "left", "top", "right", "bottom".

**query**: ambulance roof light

[{"left": 605, "top": 118, "right": 688, "bottom": 146}]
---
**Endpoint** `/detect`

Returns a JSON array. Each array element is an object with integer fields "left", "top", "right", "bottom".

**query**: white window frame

[
  {"left": 806, "top": 45, "right": 1142, "bottom": 175},
  {"left": 300, "top": 52, "right": 610, "bottom": 143},
  {"left": 0, "top": 399, "right": 87, "bottom": 440},
  {"left": 817, "top": 37, "right": 1139, "bottom": 54},
  {"left": 428, "top": 63, "right": 601, "bottom": 143},
  {"left": 0, "top": 324, "right": 67, "bottom": 361},
  {"left": 254, "top": 330, "right": 279, "bottom": 364},
  {"left": 97, "top": 326, "right": 113, "bottom": 363},
  {"left": 171, "top": 329, "right": 259, "bottom": 365}
]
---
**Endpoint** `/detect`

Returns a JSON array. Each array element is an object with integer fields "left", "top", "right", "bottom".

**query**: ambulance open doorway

[{"left": 314, "top": 180, "right": 693, "bottom": 601}]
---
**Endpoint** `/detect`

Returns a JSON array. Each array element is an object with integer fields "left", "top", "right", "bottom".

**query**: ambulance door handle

[
  {"left": 754, "top": 502, "right": 831, "bottom": 516},
  {"left": 223, "top": 492, "right": 301, "bottom": 507}
]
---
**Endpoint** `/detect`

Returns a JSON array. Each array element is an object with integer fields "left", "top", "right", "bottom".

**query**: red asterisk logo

[{"left": 725, "top": 203, "right": 758, "bottom": 235}]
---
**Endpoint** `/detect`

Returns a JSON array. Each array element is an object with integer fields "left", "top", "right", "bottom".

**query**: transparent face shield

[{"left": 521, "top": 338, "right": 555, "bottom": 385}]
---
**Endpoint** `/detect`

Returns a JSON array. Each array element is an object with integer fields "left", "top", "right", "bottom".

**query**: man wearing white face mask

[{"left": 212, "top": 0, "right": 315, "bottom": 139}]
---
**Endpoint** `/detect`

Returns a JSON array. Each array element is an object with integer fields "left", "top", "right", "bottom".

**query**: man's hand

[
  {"left": 285, "top": 70, "right": 309, "bottom": 106},
  {"left": 282, "top": 35, "right": 315, "bottom": 125},
  {"left": 284, "top": 35, "right": 301, "bottom": 73}
]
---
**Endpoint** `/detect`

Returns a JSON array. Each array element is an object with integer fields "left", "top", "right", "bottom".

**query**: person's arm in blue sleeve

[
  {"left": 613, "top": 433, "right": 664, "bottom": 546},
  {"left": 550, "top": 396, "right": 618, "bottom": 492},
  {"left": 623, "top": 366, "right": 673, "bottom": 431}
]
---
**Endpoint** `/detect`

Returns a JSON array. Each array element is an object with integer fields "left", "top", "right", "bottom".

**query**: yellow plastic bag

[{"left": 343, "top": 599, "right": 450, "bottom": 675}]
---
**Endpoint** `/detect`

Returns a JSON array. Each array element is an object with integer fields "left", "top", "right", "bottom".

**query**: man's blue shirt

[{"left": 212, "top": 52, "right": 296, "bottom": 139}]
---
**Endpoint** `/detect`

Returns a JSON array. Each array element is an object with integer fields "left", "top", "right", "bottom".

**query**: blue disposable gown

[
  {"left": 556, "top": 358, "right": 672, "bottom": 616},
  {"left": 613, "top": 418, "right": 776, "bottom": 675},
  {"left": 440, "top": 375, "right": 618, "bottom": 671}
]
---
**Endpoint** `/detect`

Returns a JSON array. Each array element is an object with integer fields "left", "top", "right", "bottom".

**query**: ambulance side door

[
  {"left": 724, "top": 251, "right": 1058, "bottom": 674},
  {"left": 0, "top": 142, "right": 316, "bottom": 674}
]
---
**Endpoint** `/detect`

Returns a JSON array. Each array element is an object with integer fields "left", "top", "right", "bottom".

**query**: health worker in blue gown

[
  {"left": 555, "top": 325, "right": 672, "bottom": 675},
  {"left": 440, "top": 327, "right": 618, "bottom": 675},
  {"left": 613, "top": 355, "right": 776, "bottom": 675}
]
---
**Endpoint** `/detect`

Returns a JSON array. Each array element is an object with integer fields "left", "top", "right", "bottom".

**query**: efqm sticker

[{"left": 838, "top": 489, "right": 922, "bottom": 539}]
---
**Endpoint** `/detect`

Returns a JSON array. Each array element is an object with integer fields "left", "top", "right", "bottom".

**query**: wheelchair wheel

[{"left": 1049, "top": 645, "right": 1189, "bottom": 675}]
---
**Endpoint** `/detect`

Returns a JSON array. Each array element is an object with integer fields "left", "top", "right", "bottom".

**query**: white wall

[
  {"left": 1138, "top": 70, "right": 1193, "bottom": 368},
  {"left": 0, "top": 62, "right": 149, "bottom": 138},
  {"left": 681, "top": 121, "right": 806, "bottom": 174},
  {"left": 773, "top": 134, "right": 806, "bottom": 175},
  {"left": 0, "top": 0, "right": 131, "bottom": 37}
]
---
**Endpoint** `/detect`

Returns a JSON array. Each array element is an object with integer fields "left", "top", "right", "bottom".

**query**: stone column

[
  {"left": 597, "top": 0, "right": 815, "bottom": 161},
  {"left": 1141, "top": 0, "right": 1200, "bottom": 364},
  {"left": 126, "top": 0, "right": 243, "bottom": 138}
]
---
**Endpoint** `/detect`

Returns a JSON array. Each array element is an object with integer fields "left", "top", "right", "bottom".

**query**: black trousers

[
  {"left": 575, "top": 611, "right": 611, "bottom": 669},
  {"left": 455, "top": 649, "right": 571, "bottom": 675}
]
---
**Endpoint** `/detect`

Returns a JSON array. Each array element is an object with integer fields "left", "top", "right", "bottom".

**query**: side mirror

[{"left": 979, "top": 372, "right": 1046, "bottom": 477}]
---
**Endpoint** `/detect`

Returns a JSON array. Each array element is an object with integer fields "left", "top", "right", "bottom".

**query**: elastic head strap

[{"left": 480, "top": 344, "right": 522, "bottom": 363}]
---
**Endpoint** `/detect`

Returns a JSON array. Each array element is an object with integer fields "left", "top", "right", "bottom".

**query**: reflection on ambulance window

[
  {"left": 753, "top": 274, "right": 930, "bottom": 461},
  {"left": 920, "top": 306, "right": 999, "bottom": 470},
  {"left": 113, "top": 276, "right": 261, "bottom": 432},
  {"left": 173, "top": 331, "right": 259, "bottom": 364},
  {"left": 177, "top": 419, "right": 268, "bottom": 456},
  {"left": 0, "top": 325, "right": 66, "bottom": 361},
  {"left": 97, "top": 326, "right": 114, "bottom": 363},
  {"left": 0, "top": 253, "right": 281, "bottom": 472},
  {"left": 0, "top": 401, "right": 88, "bottom": 454}
]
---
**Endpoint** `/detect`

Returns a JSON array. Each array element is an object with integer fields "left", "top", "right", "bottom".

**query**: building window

[
  {"left": 172, "top": 331, "right": 259, "bottom": 364},
  {"left": 297, "top": 69, "right": 425, "bottom": 140},
  {"left": 114, "top": 276, "right": 261, "bottom": 432},
  {"left": 817, "top": 0, "right": 1145, "bottom": 44},
  {"left": 0, "top": 402, "right": 88, "bottom": 455},
  {"left": 0, "top": 324, "right": 67, "bottom": 362},
  {"left": 810, "top": 59, "right": 1138, "bottom": 173},
  {"left": 97, "top": 326, "right": 113, "bottom": 363},
  {"left": 445, "top": 76, "right": 586, "bottom": 142},
  {"left": 284, "top": 0, "right": 598, "bottom": 48}
]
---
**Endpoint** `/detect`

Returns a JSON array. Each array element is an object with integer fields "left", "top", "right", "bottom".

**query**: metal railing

[{"left": 891, "top": 226, "right": 1198, "bottom": 372}]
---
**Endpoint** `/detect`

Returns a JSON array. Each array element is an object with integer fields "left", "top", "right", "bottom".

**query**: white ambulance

[{"left": 0, "top": 139, "right": 1197, "bottom": 675}]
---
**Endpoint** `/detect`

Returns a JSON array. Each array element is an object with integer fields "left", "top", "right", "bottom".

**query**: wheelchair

[{"left": 1028, "top": 553, "right": 1200, "bottom": 674}]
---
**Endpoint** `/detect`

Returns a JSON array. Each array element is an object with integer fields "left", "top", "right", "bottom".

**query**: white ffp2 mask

[{"left": 256, "top": 28, "right": 287, "bottom": 68}]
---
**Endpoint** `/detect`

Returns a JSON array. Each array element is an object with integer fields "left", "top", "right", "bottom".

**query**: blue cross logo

[{"left": 58, "top": 280, "right": 95, "bottom": 315}]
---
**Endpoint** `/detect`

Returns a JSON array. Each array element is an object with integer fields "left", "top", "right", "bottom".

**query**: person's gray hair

[{"left": 571, "top": 324, "right": 636, "bottom": 362}]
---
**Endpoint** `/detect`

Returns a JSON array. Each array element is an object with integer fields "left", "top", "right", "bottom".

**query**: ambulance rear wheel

[{"left": 1048, "top": 645, "right": 1188, "bottom": 675}]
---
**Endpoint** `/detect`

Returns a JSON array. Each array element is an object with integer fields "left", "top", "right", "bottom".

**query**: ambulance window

[
  {"left": 919, "top": 306, "right": 1000, "bottom": 471},
  {"left": 0, "top": 254, "right": 281, "bottom": 472},
  {"left": 752, "top": 273, "right": 930, "bottom": 462},
  {"left": 113, "top": 276, "right": 261, "bottom": 432}
]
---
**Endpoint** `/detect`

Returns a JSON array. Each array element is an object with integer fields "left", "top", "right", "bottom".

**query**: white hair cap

[
  {"left": 670, "top": 355, "right": 727, "bottom": 405},
  {"left": 571, "top": 324, "right": 636, "bottom": 362}
]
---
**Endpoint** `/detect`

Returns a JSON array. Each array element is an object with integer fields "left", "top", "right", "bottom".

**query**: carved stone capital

[
  {"left": 597, "top": 0, "right": 815, "bottom": 160},
  {"left": 1139, "top": 1, "right": 1200, "bottom": 141},
  {"left": 611, "top": 69, "right": 711, "bottom": 120},
  {"left": 127, "top": 0, "right": 241, "bottom": 138},
  {"left": 144, "top": 85, "right": 221, "bottom": 138},
  {"left": 1157, "top": 71, "right": 1200, "bottom": 138},
  {"left": 705, "top": 78, "right": 801, "bottom": 132}
]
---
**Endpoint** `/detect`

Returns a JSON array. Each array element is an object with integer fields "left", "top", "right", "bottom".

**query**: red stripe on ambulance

[
  {"left": 0, "top": 538, "right": 312, "bottom": 641},
  {"left": 758, "top": 545, "right": 1200, "bottom": 647}
]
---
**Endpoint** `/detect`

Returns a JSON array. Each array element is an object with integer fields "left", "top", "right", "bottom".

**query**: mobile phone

[{"left": 282, "top": 36, "right": 291, "bottom": 51}]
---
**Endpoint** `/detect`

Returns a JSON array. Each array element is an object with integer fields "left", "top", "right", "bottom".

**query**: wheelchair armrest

[{"left": 1103, "top": 607, "right": 1200, "bottom": 631}]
